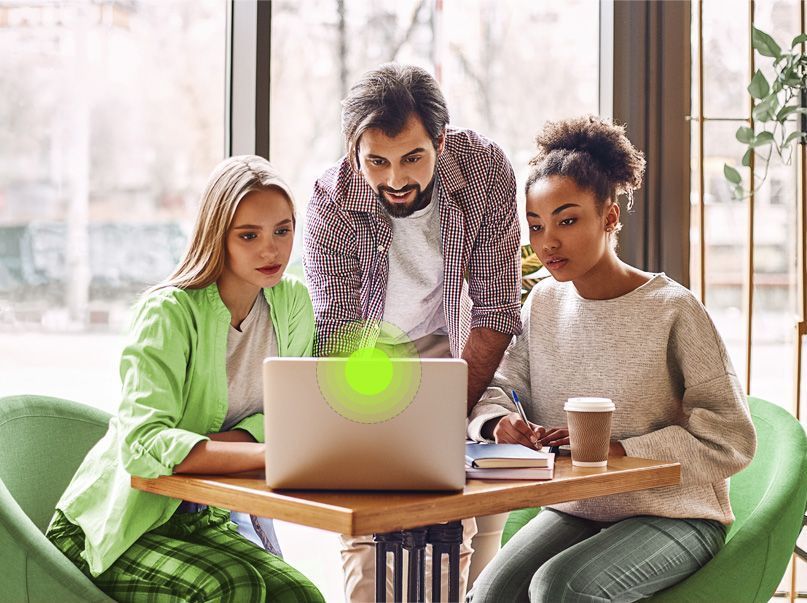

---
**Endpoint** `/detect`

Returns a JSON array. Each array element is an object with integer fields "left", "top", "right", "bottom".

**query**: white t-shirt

[
  {"left": 223, "top": 295, "right": 277, "bottom": 431},
  {"left": 380, "top": 182, "right": 447, "bottom": 344}
]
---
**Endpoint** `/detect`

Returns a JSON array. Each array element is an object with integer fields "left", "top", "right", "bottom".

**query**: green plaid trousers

[{"left": 47, "top": 507, "right": 324, "bottom": 603}]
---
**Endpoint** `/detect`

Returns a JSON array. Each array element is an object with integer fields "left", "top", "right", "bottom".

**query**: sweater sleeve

[
  {"left": 118, "top": 291, "right": 209, "bottom": 478},
  {"left": 467, "top": 293, "right": 534, "bottom": 441},
  {"left": 620, "top": 295, "right": 756, "bottom": 485}
]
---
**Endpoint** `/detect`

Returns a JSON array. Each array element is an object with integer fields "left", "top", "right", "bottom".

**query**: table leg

[
  {"left": 373, "top": 531, "right": 403, "bottom": 602},
  {"left": 427, "top": 521, "right": 463, "bottom": 602},
  {"left": 402, "top": 527, "right": 428, "bottom": 602}
]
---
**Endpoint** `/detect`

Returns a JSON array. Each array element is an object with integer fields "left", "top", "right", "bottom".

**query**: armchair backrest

[{"left": 0, "top": 395, "right": 111, "bottom": 531}]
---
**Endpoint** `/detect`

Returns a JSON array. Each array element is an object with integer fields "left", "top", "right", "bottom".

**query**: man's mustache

[{"left": 378, "top": 184, "right": 418, "bottom": 195}]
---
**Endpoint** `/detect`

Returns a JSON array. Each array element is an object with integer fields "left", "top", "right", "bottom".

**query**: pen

[
  {"left": 511, "top": 389, "right": 539, "bottom": 448},
  {"left": 512, "top": 389, "right": 559, "bottom": 454},
  {"left": 511, "top": 389, "right": 529, "bottom": 425}
]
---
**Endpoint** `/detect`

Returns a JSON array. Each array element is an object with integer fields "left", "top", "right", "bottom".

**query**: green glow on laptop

[{"left": 318, "top": 321, "right": 421, "bottom": 423}]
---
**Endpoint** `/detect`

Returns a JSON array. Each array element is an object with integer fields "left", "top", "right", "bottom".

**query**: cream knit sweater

[{"left": 468, "top": 274, "right": 756, "bottom": 525}]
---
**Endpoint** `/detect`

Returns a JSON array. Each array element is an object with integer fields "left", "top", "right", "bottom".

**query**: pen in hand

[{"left": 511, "top": 389, "right": 541, "bottom": 449}]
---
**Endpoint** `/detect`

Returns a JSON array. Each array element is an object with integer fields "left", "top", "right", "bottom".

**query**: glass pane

[
  {"left": 701, "top": 0, "right": 750, "bottom": 118},
  {"left": 0, "top": 1, "right": 227, "bottom": 409},
  {"left": 702, "top": 120, "right": 750, "bottom": 388},
  {"left": 270, "top": 0, "right": 600, "bottom": 251},
  {"left": 750, "top": 137, "right": 799, "bottom": 409}
]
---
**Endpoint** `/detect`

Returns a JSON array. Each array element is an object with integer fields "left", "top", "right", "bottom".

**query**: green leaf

[
  {"left": 735, "top": 126, "right": 755, "bottom": 143},
  {"left": 753, "top": 99, "right": 774, "bottom": 122},
  {"left": 777, "top": 105, "right": 799, "bottom": 120},
  {"left": 752, "top": 131, "right": 775, "bottom": 147},
  {"left": 752, "top": 27, "right": 782, "bottom": 58},
  {"left": 741, "top": 148, "right": 753, "bottom": 167},
  {"left": 785, "top": 130, "right": 805, "bottom": 146},
  {"left": 747, "top": 70, "right": 770, "bottom": 99},
  {"left": 724, "top": 163, "right": 742, "bottom": 184},
  {"left": 792, "top": 33, "right": 807, "bottom": 47}
]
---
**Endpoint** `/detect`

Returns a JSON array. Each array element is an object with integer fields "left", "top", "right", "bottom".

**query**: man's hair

[{"left": 342, "top": 63, "right": 449, "bottom": 170}]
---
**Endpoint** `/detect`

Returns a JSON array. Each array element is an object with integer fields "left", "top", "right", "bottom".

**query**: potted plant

[
  {"left": 724, "top": 27, "right": 807, "bottom": 198},
  {"left": 520, "top": 244, "right": 549, "bottom": 304}
]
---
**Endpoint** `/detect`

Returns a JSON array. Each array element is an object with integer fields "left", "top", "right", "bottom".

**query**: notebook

[
  {"left": 465, "top": 442, "right": 551, "bottom": 468},
  {"left": 465, "top": 457, "right": 555, "bottom": 481}
]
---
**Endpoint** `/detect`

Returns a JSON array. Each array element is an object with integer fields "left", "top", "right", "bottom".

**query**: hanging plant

[{"left": 724, "top": 27, "right": 807, "bottom": 198}]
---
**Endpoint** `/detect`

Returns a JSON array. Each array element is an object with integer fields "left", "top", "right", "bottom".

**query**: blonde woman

[{"left": 46, "top": 156, "right": 324, "bottom": 602}]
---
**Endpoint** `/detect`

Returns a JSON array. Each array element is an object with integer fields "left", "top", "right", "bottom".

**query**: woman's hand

[
  {"left": 492, "top": 412, "right": 545, "bottom": 449},
  {"left": 539, "top": 427, "right": 570, "bottom": 447},
  {"left": 609, "top": 441, "right": 626, "bottom": 457}
]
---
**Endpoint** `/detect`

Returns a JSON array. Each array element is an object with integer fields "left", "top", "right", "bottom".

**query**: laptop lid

[{"left": 263, "top": 357, "right": 466, "bottom": 491}]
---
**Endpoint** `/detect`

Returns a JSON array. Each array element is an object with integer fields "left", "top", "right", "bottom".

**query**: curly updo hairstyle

[{"left": 525, "top": 115, "right": 646, "bottom": 218}]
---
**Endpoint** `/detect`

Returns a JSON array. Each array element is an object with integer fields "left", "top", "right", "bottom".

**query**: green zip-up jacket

[{"left": 53, "top": 276, "right": 315, "bottom": 576}]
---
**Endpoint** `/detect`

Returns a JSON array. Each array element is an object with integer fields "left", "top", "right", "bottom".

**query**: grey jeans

[{"left": 467, "top": 508, "right": 725, "bottom": 603}]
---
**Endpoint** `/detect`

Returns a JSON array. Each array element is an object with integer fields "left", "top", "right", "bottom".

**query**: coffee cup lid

[{"left": 564, "top": 397, "right": 615, "bottom": 412}]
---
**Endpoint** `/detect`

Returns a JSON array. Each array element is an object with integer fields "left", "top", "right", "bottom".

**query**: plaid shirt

[{"left": 303, "top": 127, "right": 522, "bottom": 357}]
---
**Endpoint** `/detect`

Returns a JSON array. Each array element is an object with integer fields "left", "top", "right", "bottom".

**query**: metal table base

[{"left": 374, "top": 520, "right": 463, "bottom": 603}]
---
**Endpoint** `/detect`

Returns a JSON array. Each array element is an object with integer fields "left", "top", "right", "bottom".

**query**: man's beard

[{"left": 376, "top": 176, "right": 436, "bottom": 218}]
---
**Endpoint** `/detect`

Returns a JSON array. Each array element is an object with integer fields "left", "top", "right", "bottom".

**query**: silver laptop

[{"left": 263, "top": 357, "right": 466, "bottom": 491}]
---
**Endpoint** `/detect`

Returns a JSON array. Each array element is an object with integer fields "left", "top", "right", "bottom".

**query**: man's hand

[{"left": 491, "top": 412, "right": 545, "bottom": 448}]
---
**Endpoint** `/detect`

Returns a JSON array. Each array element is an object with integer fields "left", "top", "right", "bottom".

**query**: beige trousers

[
  {"left": 339, "top": 518, "right": 477, "bottom": 603},
  {"left": 339, "top": 513, "right": 507, "bottom": 602}
]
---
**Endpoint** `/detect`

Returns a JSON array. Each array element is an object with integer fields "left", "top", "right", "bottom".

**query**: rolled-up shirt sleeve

[
  {"left": 303, "top": 179, "right": 364, "bottom": 357},
  {"left": 118, "top": 293, "right": 209, "bottom": 478},
  {"left": 467, "top": 142, "right": 522, "bottom": 336}
]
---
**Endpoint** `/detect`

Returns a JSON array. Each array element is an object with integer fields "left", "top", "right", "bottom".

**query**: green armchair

[
  {"left": 501, "top": 397, "right": 807, "bottom": 603},
  {"left": 0, "top": 395, "right": 114, "bottom": 602}
]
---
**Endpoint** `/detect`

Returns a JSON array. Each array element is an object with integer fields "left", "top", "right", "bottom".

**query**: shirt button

[{"left": 377, "top": 244, "right": 384, "bottom": 252}]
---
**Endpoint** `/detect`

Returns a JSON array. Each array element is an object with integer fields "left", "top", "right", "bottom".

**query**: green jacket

[{"left": 54, "top": 276, "right": 315, "bottom": 576}]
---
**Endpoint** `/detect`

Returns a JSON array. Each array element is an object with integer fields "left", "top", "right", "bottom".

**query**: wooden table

[
  {"left": 132, "top": 455, "right": 680, "bottom": 601},
  {"left": 132, "top": 455, "right": 679, "bottom": 535}
]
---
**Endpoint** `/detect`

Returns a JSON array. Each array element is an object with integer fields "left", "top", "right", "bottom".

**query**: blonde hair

[{"left": 153, "top": 155, "right": 296, "bottom": 292}]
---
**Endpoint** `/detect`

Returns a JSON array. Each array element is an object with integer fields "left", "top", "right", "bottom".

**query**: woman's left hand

[
  {"left": 609, "top": 441, "right": 626, "bottom": 457},
  {"left": 538, "top": 427, "right": 569, "bottom": 447}
]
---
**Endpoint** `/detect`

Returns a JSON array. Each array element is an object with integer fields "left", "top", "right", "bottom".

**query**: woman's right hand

[{"left": 493, "top": 412, "right": 545, "bottom": 449}]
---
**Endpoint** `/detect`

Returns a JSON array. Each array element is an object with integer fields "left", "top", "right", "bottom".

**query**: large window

[
  {"left": 269, "top": 0, "right": 600, "bottom": 255},
  {"left": 0, "top": 1, "right": 226, "bottom": 409}
]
